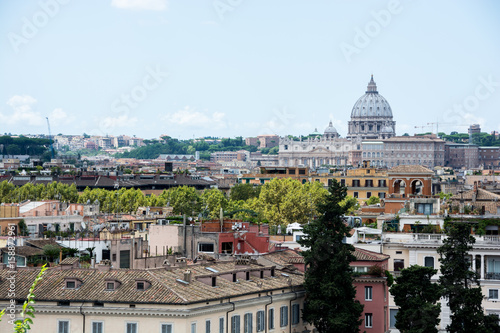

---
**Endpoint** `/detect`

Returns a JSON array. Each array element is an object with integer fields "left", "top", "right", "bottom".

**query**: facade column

[
  {"left": 472, "top": 254, "right": 476, "bottom": 272},
  {"left": 481, "top": 254, "right": 485, "bottom": 280}
]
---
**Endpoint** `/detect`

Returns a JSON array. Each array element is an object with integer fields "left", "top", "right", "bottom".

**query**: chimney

[
  {"left": 183, "top": 270, "right": 192, "bottom": 283},
  {"left": 97, "top": 260, "right": 112, "bottom": 272}
]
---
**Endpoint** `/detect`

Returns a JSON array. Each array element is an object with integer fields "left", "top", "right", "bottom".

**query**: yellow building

[
  {"left": 331, "top": 161, "right": 389, "bottom": 202},
  {"left": 239, "top": 162, "right": 389, "bottom": 203}
]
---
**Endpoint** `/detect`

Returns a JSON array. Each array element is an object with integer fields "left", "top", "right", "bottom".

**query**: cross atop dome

[{"left": 366, "top": 74, "right": 378, "bottom": 93}]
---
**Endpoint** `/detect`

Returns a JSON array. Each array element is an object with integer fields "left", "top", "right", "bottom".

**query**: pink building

[{"left": 351, "top": 248, "right": 390, "bottom": 333}]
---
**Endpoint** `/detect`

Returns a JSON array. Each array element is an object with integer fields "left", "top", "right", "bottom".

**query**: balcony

[{"left": 485, "top": 272, "right": 500, "bottom": 280}]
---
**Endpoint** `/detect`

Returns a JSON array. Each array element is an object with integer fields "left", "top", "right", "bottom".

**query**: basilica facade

[{"left": 278, "top": 75, "right": 397, "bottom": 168}]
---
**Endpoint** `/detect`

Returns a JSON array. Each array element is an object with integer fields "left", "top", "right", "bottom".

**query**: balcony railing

[{"left": 486, "top": 272, "right": 500, "bottom": 280}]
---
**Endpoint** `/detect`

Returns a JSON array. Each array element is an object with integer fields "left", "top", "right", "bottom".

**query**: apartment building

[{"left": 0, "top": 259, "right": 311, "bottom": 332}]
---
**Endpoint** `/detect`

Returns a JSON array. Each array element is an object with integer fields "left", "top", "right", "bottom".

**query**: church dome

[
  {"left": 381, "top": 125, "right": 394, "bottom": 133},
  {"left": 351, "top": 75, "right": 393, "bottom": 118},
  {"left": 324, "top": 121, "right": 338, "bottom": 134}
]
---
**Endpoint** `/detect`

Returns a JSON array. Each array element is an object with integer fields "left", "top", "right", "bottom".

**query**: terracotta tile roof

[
  {"left": 26, "top": 239, "right": 61, "bottom": 249},
  {"left": 60, "top": 257, "right": 80, "bottom": 265},
  {"left": 0, "top": 246, "right": 43, "bottom": 257},
  {"left": 260, "top": 250, "right": 304, "bottom": 268},
  {"left": 0, "top": 261, "right": 303, "bottom": 305},
  {"left": 451, "top": 188, "right": 500, "bottom": 201},
  {"left": 352, "top": 248, "right": 389, "bottom": 262},
  {"left": 389, "top": 165, "right": 433, "bottom": 174}
]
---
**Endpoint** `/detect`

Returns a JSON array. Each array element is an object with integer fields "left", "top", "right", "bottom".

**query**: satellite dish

[{"left": 81, "top": 222, "right": 86, "bottom": 229}]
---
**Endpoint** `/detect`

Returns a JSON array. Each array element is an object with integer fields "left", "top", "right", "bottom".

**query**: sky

[{"left": 1, "top": 0, "right": 500, "bottom": 140}]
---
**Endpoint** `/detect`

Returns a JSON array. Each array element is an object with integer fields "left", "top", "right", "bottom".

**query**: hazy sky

[{"left": 1, "top": 0, "right": 499, "bottom": 140}]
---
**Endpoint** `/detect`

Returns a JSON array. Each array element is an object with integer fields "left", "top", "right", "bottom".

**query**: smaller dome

[
  {"left": 324, "top": 121, "right": 338, "bottom": 134},
  {"left": 381, "top": 125, "right": 394, "bottom": 133},
  {"left": 310, "top": 128, "right": 321, "bottom": 136}
]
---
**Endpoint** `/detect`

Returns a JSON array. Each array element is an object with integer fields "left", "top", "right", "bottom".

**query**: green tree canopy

[
  {"left": 438, "top": 221, "right": 499, "bottom": 332},
  {"left": 390, "top": 265, "right": 442, "bottom": 333},
  {"left": 298, "top": 180, "right": 363, "bottom": 333},
  {"left": 201, "top": 188, "right": 228, "bottom": 218},
  {"left": 259, "top": 178, "right": 328, "bottom": 226},
  {"left": 229, "top": 183, "right": 261, "bottom": 201}
]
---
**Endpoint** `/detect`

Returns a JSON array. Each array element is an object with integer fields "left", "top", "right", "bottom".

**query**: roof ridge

[{"left": 146, "top": 269, "right": 188, "bottom": 303}]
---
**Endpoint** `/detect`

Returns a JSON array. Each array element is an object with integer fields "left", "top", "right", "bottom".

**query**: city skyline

[{"left": 1, "top": 0, "right": 500, "bottom": 139}]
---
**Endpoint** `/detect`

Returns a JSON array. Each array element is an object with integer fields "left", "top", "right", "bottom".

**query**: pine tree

[
  {"left": 390, "top": 265, "right": 442, "bottom": 333},
  {"left": 299, "top": 179, "right": 363, "bottom": 333}
]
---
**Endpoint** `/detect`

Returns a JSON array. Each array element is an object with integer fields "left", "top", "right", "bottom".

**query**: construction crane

[
  {"left": 46, "top": 117, "right": 54, "bottom": 159},
  {"left": 414, "top": 125, "right": 432, "bottom": 133}
]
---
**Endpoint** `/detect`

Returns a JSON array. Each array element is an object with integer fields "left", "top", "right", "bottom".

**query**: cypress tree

[{"left": 299, "top": 179, "right": 363, "bottom": 333}]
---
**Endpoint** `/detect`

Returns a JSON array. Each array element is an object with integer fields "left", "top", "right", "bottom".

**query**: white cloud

[
  {"left": 50, "top": 108, "right": 75, "bottom": 126},
  {"left": 163, "top": 106, "right": 227, "bottom": 130},
  {"left": 0, "top": 95, "right": 44, "bottom": 126},
  {"left": 99, "top": 115, "right": 139, "bottom": 133},
  {"left": 111, "top": 0, "right": 168, "bottom": 11}
]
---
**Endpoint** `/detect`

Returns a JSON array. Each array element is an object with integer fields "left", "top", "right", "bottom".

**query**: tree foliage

[
  {"left": 390, "top": 265, "right": 442, "bottom": 333},
  {"left": 229, "top": 183, "right": 261, "bottom": 201},
  {"left": 438, "top": 222, "right": 499, "bottom": 333},
  {"left": 259, "top": 178, "right": 328, "bottom": 226},
  {"left": 202, "top": 188, "right": 228, "bottom": 218},
  {"left": 298, "top": 179, "right": 363, "bottom": 333}
]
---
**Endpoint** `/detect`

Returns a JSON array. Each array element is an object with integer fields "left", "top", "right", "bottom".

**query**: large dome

[{"left": 351, "top": 75, "right": 393, "bottom": 118}]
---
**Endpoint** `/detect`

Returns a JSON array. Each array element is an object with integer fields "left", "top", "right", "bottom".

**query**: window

[
  {"left": 161, "top": 324, "right": 173, "bottom": 333},
  {"left": 367, "top": 192, "right": 372, "bottom": 198},
  {"left": 106, "top": 282, "right": 115, "bottom": 290},
  {"left": 112, "top": 253, "right": 117, "bottom": 261},
  {"left": 206, "top": 320, "right": 211, "bottom": 333},
  {"left": 353, "top": 266, "right": 368, "bottom": 273},
  {"left": 292, "top": 304, "right": 300, "bottom": 325},
  {"left": 365, "top": 286, "right": 373, "bottom": 301},
  {"left": 365, "top": 313, "right": 373, "bottom": 328},
  {"left": 280, "top": 306, "right": 288, "bottom": 327},
  {"left": 66, "top": 281, "right": 76, "bottom": 289},
  {"left": 378, "top": 192, "right": 385, "bottom": 199},
  {"left": 244, "top": 313, "right": 252, "bottom": 333},
  {"left": 58, "top": 320, "right": 69, "bottom": 333},
  {"left": 390, "top": 309, "right": 398, "bottom": 328},
  {"left": 424, "top": 257, "right": 435, "bottom": 268},
  {"left": 352, "top": 179, "right": 360, "bottom": 187},
  {"left": 489, "top": 289, "right": 499, "bottom": 300},
  {"left": 256, "top": 310, "right": 265, "bottom": 332},
  {"left": 353, "top": 192, "right": 358, "bottom": 198},
  {"left": 394, "top": 259, "right": 405, "bottom": 272},
  {"left": 340, "top": 179, "right": 346, "bottom": 186},
  {"left": 191, "top": 322, "right": 197, "bottom": 333},
  {"left": 198, "top": 243, "right": 215, "bottom": 253},
  {"left": 268, "top": 308, "right": 275, "bottom": 329},
  {"left": 126, "top": 323, "right": 137, "bottom": 333},
  {"left": 219, "top": 318, "right": 224, "bottom": 333},
  {"left": 92, "top": 322, "right": 103, "bottom": 333},
  {"left": 136, "top": 282, "right": 145, "bottom": 290},
  {"left": 231, "top": 315, "right": 240, "bottom": 333}
]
